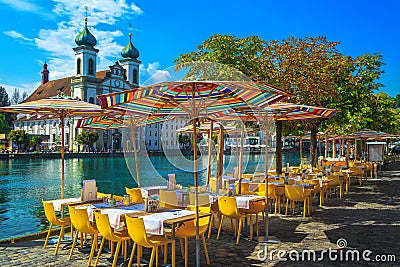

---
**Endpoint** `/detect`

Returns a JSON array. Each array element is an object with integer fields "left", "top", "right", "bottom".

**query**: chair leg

[
  {"left": 202, "top": 234, "right": 210, "bottom": 265},
  {"left": 303, "top": 200, "right": 306, "bottom": 218},
  {"left": 255, "top": 214, "right": 259, "bottom": 237},
  {"left": 43, "top": 223, "right": 53, "bottom": 249},
  {"left": 164, "top": 244, "right": 167, "bottom": 264},
  {"left": 54, "top": 226, "right": 65, "bottom": 255},
  {"left": 236, "top": 218, "right": 243, "bottom": 244},
  {"left": 69, "top": 229, "right": 80, "bottom": 259},
  {"left": 184, "top": 237, "right": 188, "bottom": 267},
  {"left": 149, "top": 247, "right": 156, "bottom": 267},
  {"left": 137, "top": 245, "right": 141, "bottom": 266},
  {"left": 94, "top": 238, "right": 105, "bottom": 267},
  {"left": 88, "top": 234, "right": 97, "bottom": 266},
  {"left": 112, "top": 241, "right": 121, "bottom": 267},
  {"left": 127, "top": 243, "right": 136, "bottom": 267},
  {"left": 155, "top": 246, "right": 159, "bottom": 267},
  {"left": 249, "top": 215, "right": 253, "bottom": 241},
  {"left": 208, "top": 214, "right": 214, "bottom": 239},
  {"left": 172, "top": 240, "right": 176, "bottom": 267},
  {"left": 285, "top": 199, "right": 289, "bottom": 215},
  {"left": 179, "top": 238, "right": 185, "bottom": 259},
  {"left": 217, "top": 215, "right": 224, "bottom": 240}
]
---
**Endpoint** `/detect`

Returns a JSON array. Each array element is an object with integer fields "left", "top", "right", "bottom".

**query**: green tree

[
  {"left": 178, "top": 134, "right": 191, "bottom": 149},
  {"left": 394, "top": 94, "right": 400, "bottom": 109},
  {"left": 0, "top": 86, "right": 14, "bottom": 129},
  {"left": 31, "top": 136, "right": 42, "bottom": 152},
  {"left": 10, "top": 88, "right": 21, "bottom": 105},
  {"left": 8, "top": 129, "right": 29, "bottom": 150},
  {"left": 75, "top": 131, "right": 99, "bottom": 151},
  {"left": 0, "top": 114, "right": 10, "bottom": 133}
]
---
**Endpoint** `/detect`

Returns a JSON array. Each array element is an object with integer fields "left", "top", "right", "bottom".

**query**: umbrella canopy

[
  {"left": 0, "top": 94, "right": 105, "bottom": 199},
  {"left": 347, "top": 129, "right": 394, "bottom": 140},
  {"left": 98, "top": 80, "right": 291, "bottom": 266},
  {"left": 76, "top": 114, "right": 174, "bottom": 187}
]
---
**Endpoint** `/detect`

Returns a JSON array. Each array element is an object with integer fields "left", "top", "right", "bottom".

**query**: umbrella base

[{"left": 258, "top": 236, "right": 279, "bottom": 243}]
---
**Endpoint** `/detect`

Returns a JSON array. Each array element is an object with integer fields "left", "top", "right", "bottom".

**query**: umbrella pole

[
  {"left": 216, "top": 126, "right": 224, "bottom": 192},
  {"left": 238, "top": 124, "right": 244, "bottom": 194},
  {"left": 299, "top": 136, "right": 303, "bottom": 168},
  {"left": 131, "top": 125, "right": 140, "bottom": 187},
  {"left": 206, "top": 121, "right": 214, "bottom": 186},
  {"left": 324, "top": 135, "right": 328, "bottom": 159},
  {"left": 61, "top": 115, "right": 65, "bottom": 199},
  {"left": 192, "top": 118, "right": 200, "bottom": 267}
]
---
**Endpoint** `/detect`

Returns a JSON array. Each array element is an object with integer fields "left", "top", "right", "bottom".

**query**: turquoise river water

[{"left": 0, "top": 152, "right": 307, "bottom": 240}]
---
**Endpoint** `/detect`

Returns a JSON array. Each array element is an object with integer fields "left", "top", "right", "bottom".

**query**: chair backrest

[
  {"left": 159, "top": 190, "right": 178, "bottom": 207},
  {"left": 187, "top": 205, "right": 211, "bottom": 226},
  {"left": 94, "top": 212, "right": 119, "bottom": 242},
  {"left": 68, "top": 206, "right": 97, "bottom": 234},
  {"left": 189, "top": 193, "right": 210, "bottom": 207},
  {"left": 209, "top": 179, "right": 216, "bottom": 192},
  {"left": 349, "top": 166, "right": 364, "bottom": 176},
  {"left": 218, "top": 196, "right": 239, "bottom": 217},
  {"left": 125, "top": 187, "right": 144, "bottom": 204},
  {"left": 42, "top": 200, "right": 59, "bottom": 224},
  {"left": 285, "top": 185, "right": 306, "bottom": 201},
  {"left": 125, "top": 216, "right": 152, "bottom": 247},
  {"left": 327, "top": 174, "right": 341, "bottom": 186},
  {"left": 236, "top": 182, "right": 249, "bottom": 195},
  {"left": 267, "top": 184, "right": 277, "bottom": 199}
]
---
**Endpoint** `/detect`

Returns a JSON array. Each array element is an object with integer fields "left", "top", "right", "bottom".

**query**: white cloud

[
  {"left": 0, "top": 0, "right": 41, "bottom": 12},
  {"left": 3, "top": 30, "right": 33, "bottom": 42},
  {"left": 140, "top": 62, "right": 173, "bottom": 85}
]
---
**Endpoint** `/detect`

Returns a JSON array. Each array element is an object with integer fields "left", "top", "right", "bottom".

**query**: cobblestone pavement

[{"left": 1, "top": 166, "right": 399, "bottom": 267}]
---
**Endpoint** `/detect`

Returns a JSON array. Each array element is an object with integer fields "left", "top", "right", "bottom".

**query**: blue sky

[{"left": 0, "top": 0, "right": 399, "bottom": 98}]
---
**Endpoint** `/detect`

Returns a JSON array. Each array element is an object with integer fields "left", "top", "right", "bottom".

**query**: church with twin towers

[{"left": 14, "top": 15, "right": 186, "bottom": 152}]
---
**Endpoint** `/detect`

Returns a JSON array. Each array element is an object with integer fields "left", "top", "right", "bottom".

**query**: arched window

[
  {"left": 89, "top": 97, "right": 95, "bottom": 104},
  {"left": 77, "top": 58, "right": 81, "bottom": 74},
  {"left": 88, "top": 59, "right": 94, "bottom": 75},
  {"left": 133, "top": 69, "right": 138, "bottom": 84}
]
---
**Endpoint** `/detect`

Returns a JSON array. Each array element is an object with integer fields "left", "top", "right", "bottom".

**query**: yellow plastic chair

[
  {"left": 216, "top": 196, "right": 249, "bottom": 244},
  {"left": 326, "top": 174, "right": 344, "bottom": 198},
  {"left": 189, "top": 193, "right": 210, "bottom": 207},
  {"left": 235, "top": 182, "right": 250, "bottom": 195},
  {"left": 125, "top": 216, "right": 176, "bottom": 267},
  {"left": 244, "top": 200, "right": 265, "bottom": 240},
  {"left": 125, "top": 187, "right": 144, "bottom": 204},
  {"left": 42, "top": 200, "right": 72, "bottom": 255},
  {"left": 159, "top": 190, "right": 180, "bottom": 209},
  {"left": 93, "top": 212, "right": 130, "bottom": 267},
  {"left": 172, "top": 206, "right": 211, "bottom": 267},
  {"left": 284, "top": 185, "right": 310, "bottom": 218},
  {"left": 68, "top": 206, "right": 98, "bottom": 266}
]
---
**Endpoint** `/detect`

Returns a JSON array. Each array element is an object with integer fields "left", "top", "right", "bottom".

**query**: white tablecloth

[
  {"left": 50, "top": 197, "right": 81, "bottom": 211},
  {"left": 235, "top": 195, "right": 264, "bottom": 209},
  {"left": 140, "top": 210, "right": 195, "bottom": 235}
]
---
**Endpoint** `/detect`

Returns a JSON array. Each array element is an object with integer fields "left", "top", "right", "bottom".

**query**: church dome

[
  {"left": 75, "top": 18, "right": 97, "bottom": 47},
  {"left": 121, "top": 34, "right": 139, "bottom": 59}
]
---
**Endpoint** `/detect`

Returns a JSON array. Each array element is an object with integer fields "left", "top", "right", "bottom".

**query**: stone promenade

[{"left": 1, "top": 165, "right": 399, "bottom": 266}]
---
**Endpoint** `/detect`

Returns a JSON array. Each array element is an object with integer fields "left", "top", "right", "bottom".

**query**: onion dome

[
  {"left": 121, "top": 33, "right": 139, "bottom": 59},
  {"left": 75, "top": 18, "right": 97, "bottom": 47}
]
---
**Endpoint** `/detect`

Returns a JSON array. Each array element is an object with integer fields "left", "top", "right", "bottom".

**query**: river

[{"left": 0, "top": 151, "right": 307, "bottom": 240}]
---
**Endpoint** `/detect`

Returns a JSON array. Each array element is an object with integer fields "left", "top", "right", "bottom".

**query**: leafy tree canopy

[{"left": 75, "top": 131, "right": 99, "bottom": 149}]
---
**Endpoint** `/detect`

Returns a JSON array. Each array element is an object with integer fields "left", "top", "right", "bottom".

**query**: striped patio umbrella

[
  {"left": 0, "top": 94, "right": 105, "bottom": 199},
  {"left": 77, "top": 114, "right": 174, "bottom": 187},
  {"left": 98, "top": 80, "right": 291, "bottom": 266}
]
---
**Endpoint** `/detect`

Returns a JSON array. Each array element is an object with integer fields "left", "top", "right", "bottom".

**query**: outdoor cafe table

[
  {"left": 139, "top": 210, "right": 211, "bottom": 238},
  {"left": 74, "top": 203, "right": 146, "bottom": 229}
]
